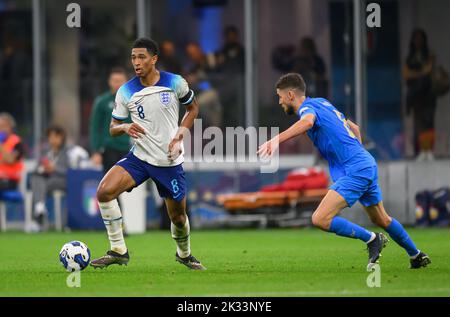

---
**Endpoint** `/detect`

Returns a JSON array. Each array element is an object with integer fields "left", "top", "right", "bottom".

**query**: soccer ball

[{"left": 59, "top": 241, "right": 91, "bottom": 272}]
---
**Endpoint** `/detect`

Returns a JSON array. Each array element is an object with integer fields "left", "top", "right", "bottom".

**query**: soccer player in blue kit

[{"left": 258, "top": 73, "right": 431, "bottom": 269}]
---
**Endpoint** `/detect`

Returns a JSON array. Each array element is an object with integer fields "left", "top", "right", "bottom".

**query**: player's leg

[
  {"left": 97, "top": 165, "right": 135, "bottom": 252},
  {"left": 165, "top": 197, "right": 205, "bottom": 270},
  {"left": 101, "top": 148, "right": 131, "bottom": 235},
  {"left": 91, "top": 153, "right": 148, "bottom": 268},
  {"left": 165, "top": 197, "right": 190, "bottom": 257},
  {"left": 364, "top": 201, "right": 431, "bottom": 268},
  {"left": 312, "top": 189, "right": 376, "bottom": 243},
  {"left": 91, "top": 165, "right": 137, "bottom": 268},
  {"left": 359, "top": 165, "right": 430, "bottom": 269},
  {"left": 318, "top": 170, "right": 388, "bottom": 269},
  {"left": 149, "top": 163, "right": 205, "bottom": 270}
]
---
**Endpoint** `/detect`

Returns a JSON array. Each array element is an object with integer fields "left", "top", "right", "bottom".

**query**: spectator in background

[
  {"left": 215, "top": 26, "right": 245, "bottom": 128},
  {"left": 403, "top": 29, "right": 437, "bottom": 161},
  {"left": 293, "top": 37, "right": 328, "bottom": 98},
  {"left": 0, "top": 112, "right": 25, "bottom": 192},
  {"left": 185, "top": 42, "right": 222, "bottom": 127},
  {"left": 185, "top": 42, "right": 214, "bottom": 85},
  {"left": 31, "top": 125, "right": 69, "bottom": 230},
  {"left": 89, "top": 67, "right": 130, "bottom": 173},
  {"left": 158, "top": 40, "right": 182, "bottom": 74},
  {"left": 216, "top": 26, "right": 245, "bottom": 73}
]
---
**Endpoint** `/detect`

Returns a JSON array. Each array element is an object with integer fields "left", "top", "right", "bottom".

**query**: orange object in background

[
  {"left": 217, "top": 167, "right": 329, "bottom": 211},
  {"left": 418, "top": 129, "right": 435, "bottom": 151}
]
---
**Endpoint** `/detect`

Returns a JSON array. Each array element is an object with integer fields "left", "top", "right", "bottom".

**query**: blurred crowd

[
  {"left": 158, "top": 26, "right": 245, "bottom": 129},
  {"left": 271, "top": 36, "right": 329, "bottom": 99}
]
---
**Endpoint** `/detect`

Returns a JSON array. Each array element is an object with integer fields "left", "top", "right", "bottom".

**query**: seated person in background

[
  {"left": 0, "top": 112, "right": 25, "bottom": 192},
  {"left": 31, "top": 125, "right": 69, "bottom": 229}
]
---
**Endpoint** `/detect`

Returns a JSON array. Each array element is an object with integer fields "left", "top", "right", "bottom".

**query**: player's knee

[
  {"left": 96, "top": 182, "right": 117, "bottom": 202},
  {"left": 171, "top": 213, "right": 186, "bottom": 228},
  {"left": 372, "top": 215, "right": 391, "bottom": 229},
  {"left": 311, "top": 213, "right": 330, "bottom": 230},
  {"left": 376, "top": 216, "right": 392, "bottom": 229}
]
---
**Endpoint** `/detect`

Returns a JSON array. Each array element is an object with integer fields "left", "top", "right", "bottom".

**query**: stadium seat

[
  {"left": 24, "top": 189, "right": 66, "bottom": 232},
  {"left": 23, "top": 171, "right": 67, "bottom": 232},
  {"left": 0, "top": 190, "right": 24, "bottom": 232}
]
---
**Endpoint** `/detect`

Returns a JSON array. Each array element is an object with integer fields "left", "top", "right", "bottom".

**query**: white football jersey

[{"left": 112, "top": 71, "right": 194, "bottom": 167}]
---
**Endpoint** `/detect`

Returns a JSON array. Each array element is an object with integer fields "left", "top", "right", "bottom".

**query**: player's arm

[
  {"left": 173, "top": 98, "right": 199, "bottom": 142},
  {"left": 347, "top": 119, "right": 362, "bottom": 143},
  {"left": 168, "top": 76, "right": 198, "bottom": 160},
  {"left": 109, "top": 87, "right": 146, "bottom": 139},
  {"left": 257, "top": 114, "right": 315, "bottom": 157},
  {"left": 168, "top": 98, "right": 199, "bottom": 160},
  {"left": 278, "top": 113, "right": 315, "bottom": 143},
  {"left": 109, "top": 118, "right": 146, "bottom": 139}
]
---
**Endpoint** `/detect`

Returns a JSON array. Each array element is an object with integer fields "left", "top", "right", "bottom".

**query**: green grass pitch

[{"left": 0, "top": 228, "right": 449, "bottom": 297}]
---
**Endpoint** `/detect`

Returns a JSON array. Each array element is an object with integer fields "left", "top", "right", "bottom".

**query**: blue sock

[
  {"left": 385, "top": 218, "right": 419, "bottom": 257},
  {"left": 329, "top": 216, "right": 373, "bottom": 243}
]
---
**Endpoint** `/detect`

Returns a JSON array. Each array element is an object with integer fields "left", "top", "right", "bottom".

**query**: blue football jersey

[{"left": 297, "top": 97, "right": 376, "bottom": 181}]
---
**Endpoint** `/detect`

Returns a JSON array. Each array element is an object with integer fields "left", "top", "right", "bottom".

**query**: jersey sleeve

[
  {"left": 298, "top": 106, "right": 319, "bottom": 126},
  {"left": 112, "top": 87, "right": 130, "bottom": 121},
  {"left": 175, "top": 75, "right": 195, "bottom": 105}
]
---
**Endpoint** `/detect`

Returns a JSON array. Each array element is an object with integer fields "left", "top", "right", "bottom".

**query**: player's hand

[
  {"left": 257, "top": 137, "right": 280, "bottom": 159},
  {"left": 124, "top": 123, "right": 146, "bottom": 139},
  {"left": 168, "top": 138, "right": 182, "bottom": 161}
]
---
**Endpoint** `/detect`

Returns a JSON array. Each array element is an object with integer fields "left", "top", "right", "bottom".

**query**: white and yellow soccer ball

[{"left": 59, "top": 241, "right": 91, "bottom": 272}]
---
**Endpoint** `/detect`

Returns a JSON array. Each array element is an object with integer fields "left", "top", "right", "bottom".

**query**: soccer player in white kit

[{"left": 91, "top": 38, "right": 206, "bottom": 270}]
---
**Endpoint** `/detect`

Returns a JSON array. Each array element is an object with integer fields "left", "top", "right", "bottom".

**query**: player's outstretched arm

[
  {"left": 277, "top": 114, "right": 315, "bottom": 144},
  {"left": 257, "top": 114, "right": 315, "bottom": 157},
  {"left": 347, "top": 120, "right": 362, "bottom": 143},
  {"left": 109, "top": 118, "right": 146, "bottom": 139}
]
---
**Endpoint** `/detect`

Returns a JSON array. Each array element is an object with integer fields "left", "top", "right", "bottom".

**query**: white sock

[
  {"left": 34, "top": 201, "right": 47, "bottom": 216},
  {"left": 99, "top": 200, "right": 127, "bottom": 255},
  {"left": 410, "top": 250, "right": 421, "bottom": 259},
  {"left": 171, "top": 216, "right": 191, "bottom": 258},
  {"left": 366, "top": 232, "right": 377, "bottom": 244}
]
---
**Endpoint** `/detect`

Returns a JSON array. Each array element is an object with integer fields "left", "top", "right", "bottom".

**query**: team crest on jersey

[{"left": 159, "top": 92, "right": 171, "bottom": 106}]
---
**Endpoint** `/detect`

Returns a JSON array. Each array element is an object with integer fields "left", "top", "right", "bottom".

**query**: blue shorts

[
  {"left": 329, "top": 166, "right": 383, "bottom": 208},
  {"left": 116, "top": 152, "right": 186, "bottom": 202}
]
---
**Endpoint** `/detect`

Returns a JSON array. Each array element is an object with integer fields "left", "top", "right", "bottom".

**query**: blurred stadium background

[{"left": 1, "top": 0, "right": 450, "bottom": 234}]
